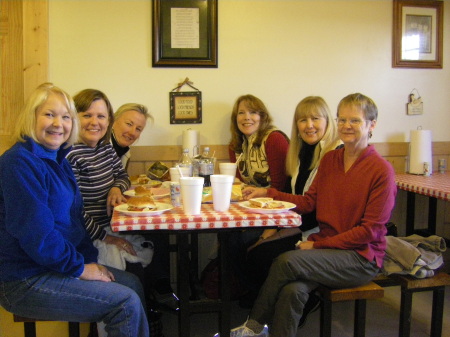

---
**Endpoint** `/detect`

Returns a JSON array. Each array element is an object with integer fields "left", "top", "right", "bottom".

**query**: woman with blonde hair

[
  {"left": 112, "top": 103, "right": 178, "bottom": 312},
  {"left": 112, "top": 103, "right": 153, "bottom": 170},
  {"left": 241, "top": 96, "right": 341, "bottom": 308},
  {"left": 0, "top": 83, "right": 149, "bottom": 337}
]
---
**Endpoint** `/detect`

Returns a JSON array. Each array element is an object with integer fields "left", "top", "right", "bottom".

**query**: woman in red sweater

[{"left": 219, "top": 93, "right": 397, "bottom": 337}]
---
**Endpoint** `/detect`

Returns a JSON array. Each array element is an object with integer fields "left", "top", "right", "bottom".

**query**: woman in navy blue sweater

[{"left": 0, "top": 83, "right": 149, "bottom": 337}]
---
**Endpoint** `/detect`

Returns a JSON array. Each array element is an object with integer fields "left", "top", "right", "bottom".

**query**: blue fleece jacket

[{"left": 0, "top": 138, "right": 98, "bottom": 281}]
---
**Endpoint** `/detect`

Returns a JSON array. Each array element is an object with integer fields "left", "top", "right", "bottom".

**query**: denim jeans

[
  {"left": 0, "top": 267, "right": 149, "bottom": 337},
  {"left": 250, "top": 249, "right": 379, "bottom": 337}
]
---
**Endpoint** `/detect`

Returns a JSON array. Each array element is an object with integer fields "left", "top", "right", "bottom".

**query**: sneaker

[
  {"left": 298, "top": 292, "right": 321, "bottom": 328},
  {"left": 213, "top": 323, "right": 269, "bottom": 337}
]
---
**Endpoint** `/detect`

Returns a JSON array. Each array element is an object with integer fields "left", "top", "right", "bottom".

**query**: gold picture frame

[
  {"left": 392, "top": 0, "right": 443, "bottom": 68},
  {"left": 152, "top": 0, "right": 218, "bottom": 68}
]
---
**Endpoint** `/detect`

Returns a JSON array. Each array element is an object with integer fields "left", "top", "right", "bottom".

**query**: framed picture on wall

[
  {"left": 170, "top": 91, "right": 202, "bottom": 124},
  {"left": 392, "top": 0, "right": 443, "bottom": 68},
  {"left": 152, "top": 0, "right": 218, "bottom": 67}
]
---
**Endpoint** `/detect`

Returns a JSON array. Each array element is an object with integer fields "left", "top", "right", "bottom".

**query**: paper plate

[
  {"left": 114, "top": 202, "right": 173, "bottom": 216},
  {"left": 238, "top": 201, "right": 296, "bottom": 214}
]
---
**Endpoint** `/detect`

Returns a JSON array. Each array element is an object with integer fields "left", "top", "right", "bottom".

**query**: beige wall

[
  {"left": 49, "top": 0, "right": 450, "bottom": 147},
  {"left": 1, "top": 2, "right": 450, "bottom": 334}
]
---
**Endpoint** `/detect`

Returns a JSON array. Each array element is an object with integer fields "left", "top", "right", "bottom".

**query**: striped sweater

[{"left": 67, "top": 143, "right": 130, "bottom": 240}]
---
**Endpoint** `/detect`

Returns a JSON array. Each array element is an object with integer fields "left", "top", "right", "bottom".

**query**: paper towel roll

[
  {"left": 409, "top": 129, "right": 432, "bottom": 174},
  {"left": 182, "top": 129, "right": 199, "bottom": 158}
]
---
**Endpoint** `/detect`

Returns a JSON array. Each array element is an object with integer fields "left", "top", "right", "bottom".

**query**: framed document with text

[{"left": 152, "top": 0, "right": 218, "bottom": 67}]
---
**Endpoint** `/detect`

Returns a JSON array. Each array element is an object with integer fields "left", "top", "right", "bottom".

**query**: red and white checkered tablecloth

[
  {"left": 111, "top": 203, "right": 301, "bottom": 232},
  {"left": 395, "top": 172, "right": 450, "bottom": 201}
]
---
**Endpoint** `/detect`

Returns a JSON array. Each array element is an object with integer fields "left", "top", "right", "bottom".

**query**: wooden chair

[
  {"left": 317, "top": 281, "right": 384, "bottom": 337},
  {"left": 374, "top": 272, "right": 450, "bottom": 337},
  {"left": 13, "top": 314, "right": 82, "bottom": 337}
]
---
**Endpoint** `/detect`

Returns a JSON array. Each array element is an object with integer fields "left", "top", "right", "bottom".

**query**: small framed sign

[{"left": 170, "top": 91, "right": 202, "bottom": 124}]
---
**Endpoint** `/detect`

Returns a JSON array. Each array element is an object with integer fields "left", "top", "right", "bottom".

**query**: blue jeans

[
  {"left": 0, "top": 267, "right": 149, "bottom": 337},
  {"left": 250, "top": 249, "right": 379, "bottom": 337}
]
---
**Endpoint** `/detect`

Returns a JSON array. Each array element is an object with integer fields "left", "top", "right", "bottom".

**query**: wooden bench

[
  {"left": 13, "top": 314, "right": 83, "bottom": 337},
  {"left": 374, "top": 272, "right": 450, "bottom": 337},
  {"left": 316, "top": 281, "right": 384, "bottom": 337}
]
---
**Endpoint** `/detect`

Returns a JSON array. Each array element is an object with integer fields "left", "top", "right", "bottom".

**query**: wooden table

[
  {"left": 395, "top": 172, "right": 450, "bottom": 236},
  {"left": 111, "top": 202, "right": 301, "bottom": 337}
]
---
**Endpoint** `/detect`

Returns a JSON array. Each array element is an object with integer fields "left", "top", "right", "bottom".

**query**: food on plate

[
  {"left": 134, "top": 185, "right": 152, "bottom": 196},
  {"left": 231, "top": 184, "right": 243, "bottom": 201},
  {"left": 249, "top": 198, "right": 284, "bottom": 209},
  {"left": 130, "top": 174, "right": 151, "bottom": 185},
  {"left": 126, "top": 196, "right": 156, "bottom": 211},
  {"left": 147, "top": 161, "right": 169, "bottom": 180}
]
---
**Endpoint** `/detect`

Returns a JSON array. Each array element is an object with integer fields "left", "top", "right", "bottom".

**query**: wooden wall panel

[
  {"left": 0, "top": 0, "right": 48, "bottom": 155},
  {"left": 128, "top": 142, "right": 450, "bottom": 176},
  {"left": 23, "top": 0, "right": 48, "bottom": 99},
  {"left": 0, "top": 0, "right": 24, "bottom": 140}
]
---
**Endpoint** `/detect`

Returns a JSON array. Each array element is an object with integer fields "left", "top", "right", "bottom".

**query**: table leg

[
  {"left": 406, "top": 192, "right": 438, "bottom": 237},
  {"left": 177, "top": 232, "right": 191, "bottom": 337},
  {"left": 428, "top": 197, "right": 437, "bottom": 235},
  {"left": 430, "top": 287, "right": 445, "bottom": 337},
  {"left": 405, "top": 192, "right": 415, "bottom": 236},
  {"left": 218, "top": 232, "right": 231, "bottom": 336},
  {"left": 189, "top": 233, "right": 202, "bottom": 300}
]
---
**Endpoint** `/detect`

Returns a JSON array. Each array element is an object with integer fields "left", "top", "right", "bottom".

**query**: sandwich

[
  {"left": 130, "top": 174, "right": 151, "bottom": 185},
  {"left": 127, "top": 196, "right": 157, "bottom": 211},
  {"left": 134, "top": 185, "right": 152, "bottom": 197},
  {"left": 249, "top": 198, "right": 284, "bottom": 209},
  {"left": 249, "top": 198, "right": 274, "bottom": 208}
]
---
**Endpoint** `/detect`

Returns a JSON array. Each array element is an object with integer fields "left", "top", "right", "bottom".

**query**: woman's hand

[
  {"left": 104, "top": 234, "right": 137, "bottom": 256},
  {"left": 296, "top": 241, "right": 314, "bottom": 250},
  {"left": 107, "top": 187, "right": 127, "bottom": 216},
  {"left": 247, "top": 229, "right": 278, "bottom": 252},
  {"left": 242, "top": 186, "right": 268, "bottom": 200},
  {"left": 79, "top": 263, "right": 115, "bottom": 282}
]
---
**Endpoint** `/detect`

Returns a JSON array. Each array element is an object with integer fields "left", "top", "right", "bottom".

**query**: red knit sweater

[{"left": 267, "top": 145, "right": 397, "bottom": 268}]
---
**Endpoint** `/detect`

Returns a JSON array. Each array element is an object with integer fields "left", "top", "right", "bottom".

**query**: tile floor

[{"left": 159, "top": 251, "right": 450, "bottom": 337}]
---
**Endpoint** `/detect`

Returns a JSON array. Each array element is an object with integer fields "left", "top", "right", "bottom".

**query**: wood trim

[
  {"left": 127, "top": 142, "right": 450, "bottom": 176},
  {"left": 0, "top": 1, "right": 48, "bottom": 155},
  {"left": 23, "top": 1, "right": 48, "bottom": 99},
  {"left": 0, "top": 0, "right": 24, "bottom": 138}
]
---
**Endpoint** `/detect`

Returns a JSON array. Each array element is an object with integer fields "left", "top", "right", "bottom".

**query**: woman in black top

[{"left": 241, "top": 96, "right": 341, "bottom": 307}]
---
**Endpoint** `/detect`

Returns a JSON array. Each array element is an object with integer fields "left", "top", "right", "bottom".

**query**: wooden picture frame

[
  {"left": 170, "top": 91, "right": 202, "bottom": 124},
  {"left": 152, "top": 0, "right": 218, "bottom": 68},
  {"left": 392, "top": 0, "right": 443, "bottom": 69}
]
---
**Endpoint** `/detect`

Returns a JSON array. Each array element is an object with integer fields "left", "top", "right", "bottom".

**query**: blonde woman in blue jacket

[{"left": 0, "top": 83, "right": 149, "bottom": 337}]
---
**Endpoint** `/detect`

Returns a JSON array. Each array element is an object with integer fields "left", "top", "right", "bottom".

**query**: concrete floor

[{"left": 159, "top": 250, "right": 450, "bottom": 337}]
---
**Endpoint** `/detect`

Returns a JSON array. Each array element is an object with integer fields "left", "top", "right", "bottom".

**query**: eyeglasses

[{"left": 335, "top": 118, "right": 368, "bottom": 126}]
